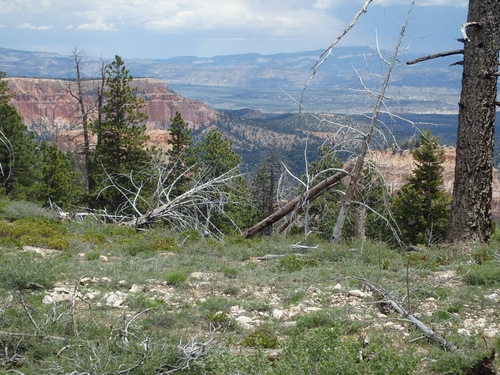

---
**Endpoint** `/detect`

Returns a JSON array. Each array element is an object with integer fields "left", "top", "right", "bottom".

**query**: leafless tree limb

[
  {"left": 330, "top": 1, "right": 415, "bottom": 243},
  {"left": 362, "top": 278, "right": 460, "bottom": 352},
  {"left": 406, "top": 50, "right": 464, "bottom": 65}
]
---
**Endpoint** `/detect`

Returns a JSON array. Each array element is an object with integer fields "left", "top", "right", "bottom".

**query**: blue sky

[{"left": 0, "top": 0, "right": 468, "bottom": 59}]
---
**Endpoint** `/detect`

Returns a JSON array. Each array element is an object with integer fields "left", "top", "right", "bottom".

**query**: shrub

[
  {"left": 0, "top": 252, "right": 59, "bottom": 290},
  {"left": 0, "top": 200, "right": 57, "bottom": 220},
  {"left": 242, "top": 325, "right": 280, "bottom": 349},
  {"left": 164, "top": 271, "right": 188, "bottom": 286},
  {"left": 223, "top": 267, "right": 238, "bottom": 278},
  {"left": 277, "top": 254, "right": 317, "bottom": 272},
  {"left": 10, "top": 216, "right": 68, "bottom": 249},
  {"left": 462, "top": 263, "right": 500, "bottom": 285}
]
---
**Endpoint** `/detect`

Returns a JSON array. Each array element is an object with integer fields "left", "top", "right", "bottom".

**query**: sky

[{"left": 0, "top": 0, "right": 468, "bottom": 60}]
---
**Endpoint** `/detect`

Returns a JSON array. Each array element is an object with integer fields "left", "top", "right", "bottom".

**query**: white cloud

[
  {"left": 16, "top": 22, "right": 53, "bottom": 30},
  {"left": 76, "top": 20, "right": 117, "bottom": 31}
]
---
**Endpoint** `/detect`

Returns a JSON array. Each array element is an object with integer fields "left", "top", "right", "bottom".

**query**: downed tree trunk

[
  {"left": 243, "top": 161, "right": 354, "bottom": 238},
  {"left": 363, "top": 279, "right": 460, "bottom": 352}
]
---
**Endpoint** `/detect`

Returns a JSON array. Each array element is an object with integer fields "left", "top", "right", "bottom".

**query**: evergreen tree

[
  {"left": 90, "top": 56, "right": 151, "bottom": 210},
  {"left": 0, "top": 71, "right": 14, "bottom": 104},
  {"left": 36, "top": 142, "right": 82, "bottom": 208},
  {"left": 192, "top": 129, "right": 249, "bottom": 233},
  {"left": 193, "top": 129, "right": 241, "bottom": 180},
  {"left": 166, "top": 111, "right": 193, "bottom": 196},
  {"left": 0, "top": 101, "right": 38, "bottom": 199},
  {"left": 392, "top": 130, "right": 451, "bottom": 245}
]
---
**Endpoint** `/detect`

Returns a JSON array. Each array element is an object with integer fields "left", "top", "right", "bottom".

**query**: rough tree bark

[{"left": 447, "top": 0, "right": 500, "bottom": 243}]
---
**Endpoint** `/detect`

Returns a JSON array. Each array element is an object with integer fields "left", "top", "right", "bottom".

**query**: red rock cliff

[
  {"left": 370, "top": 147, "right": 500, "bottom": 220},
  {"left": 7, "top": 77, "right": 218, "bottom": 137}
]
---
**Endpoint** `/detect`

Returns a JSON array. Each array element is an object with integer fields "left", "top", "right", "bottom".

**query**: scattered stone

[
  {"left": 333, "top": 283, "right": 343, "bottom": 290},
  {"left": 272, "top": 308, "right": 285, "bottom": 320},
  {"left": 236, "top": 316, "right": 253, "bottom": 330},
  {"left": 457, "top": 328, "right": 471, "bottom": 336},
  {"left": 79, "top": 277, "right": 96, "bottom": 286},
  {"left": 84, "top": 292, "right": 99, "bottom": 300},
  {"left": 42, "top": 287, "right": 82, "bottom": 304},
  {"left": 129, "top": 284, "right": 143, "bottom": 293},
  {"left": 189, "top": 272, "right": 212, "bottom": 281},
  {"left": 103, "top": 291, "right": 127, "bottom": 307},
  {"left": 281, "top": 321, "right": 297, "bottom": 328},
  {"left": 99, "top": 255, "right": 109, "bottom": 263},
  {"left": 118, "top": 280, "right": 127, "bottom": 286},
  {"left": 101, "top": 277, "right": 111, "bottom": 283},
  {"left": 349, "top": 290, "right": 370, "bottom": 299},
  {"left": 485, "top": 293, "right": 499, "bottom": 302}
]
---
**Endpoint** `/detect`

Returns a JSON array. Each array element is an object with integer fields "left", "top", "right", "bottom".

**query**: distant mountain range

[{"left": 0, "top": 46, "right": 463, "bottom": 114}]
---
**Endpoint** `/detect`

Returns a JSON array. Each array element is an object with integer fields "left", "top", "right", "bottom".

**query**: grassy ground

[{"left": 0, "top": 200, "right": 499, "bottom": 374}]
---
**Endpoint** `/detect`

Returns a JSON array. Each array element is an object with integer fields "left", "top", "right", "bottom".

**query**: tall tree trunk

[{"left": 447, "top": 0, "right": 500, "bottom": 242}]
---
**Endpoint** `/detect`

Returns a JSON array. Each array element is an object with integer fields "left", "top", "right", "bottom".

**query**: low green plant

[
  {"left": 9, "top": 216, "right": 69, "bottom": 249},
  {"left": 0, "top": 200, "right": 57, "bottom": 220},
  {"left": 205, "top": 311, "right": 234, "bottom": 328},
  {"left": 242, "top": 325, "right": 280, "bottom": 349},
  {"left": 462, "top": 263, "right": 500, "bottom": 285},
  {"left": 0, "top": 251, "right": 59, "bottom": 290},
  {"left": 277, "top": 254, "right": 317, "bottom": 272},
  {"left": 223, "top": 285, "right": 240, "bottom": 296},
  {"left": 164, "top": 271, "right": 188, "bottom": 286},
  {"left": 223, "top": 267, "right": 238, "bottom": 278},
  {"left": 86, "top": 251, "right": 100, "bottom": 261}
]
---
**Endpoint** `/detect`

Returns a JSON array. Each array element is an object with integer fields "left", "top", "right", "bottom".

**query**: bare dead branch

[
  {"left": 330, "top": 1, "right": 415, "bottom": 243},
  {"left": 243, "top": 161, "right": 355, "bottom": 238},
  {"left": 406, "top": 50, "right": 464, "bottom": 65},
  {"left": 362, "top": 278, "right": 460, "bottom": 352}
]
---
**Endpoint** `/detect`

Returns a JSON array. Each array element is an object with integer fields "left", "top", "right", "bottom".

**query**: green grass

[{"left": 0, "top": 201, "right": 499, "bottom": 374}]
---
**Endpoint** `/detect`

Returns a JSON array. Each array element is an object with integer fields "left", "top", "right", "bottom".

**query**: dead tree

[
  {"left": 330, "top": 2, "right": 415, "bottom": 243},
  {"left": 243, "top": 161, "right": 354, "bottom": 238}
]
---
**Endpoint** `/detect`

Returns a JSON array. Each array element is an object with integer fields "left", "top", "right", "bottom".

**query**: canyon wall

[
  {"left": 371, "top": 147, "right": 500, "bottom": 221},
  {"left": 7, "top": 77, "right": 218, "bottom": 138}
]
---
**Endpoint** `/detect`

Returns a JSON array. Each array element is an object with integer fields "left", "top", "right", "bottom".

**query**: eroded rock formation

[
  {"left": 7, "top": 77, "right": 218, "bottom": 139},
  {"left": 371, "top": 147, "right": 500, "bottom": 220}
]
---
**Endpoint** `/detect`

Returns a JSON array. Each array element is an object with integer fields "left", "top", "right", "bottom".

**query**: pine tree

[
  {"left": 193, "top": 129, "right": 241, "bottom": 180},
  {"left": 0, "top": 71, "right": 14, "bottom": 104},
  {"left": 0, "top": 101, "right": 38, "bottom": 199},
  {"left": 90, "top": 56, "right": 151, "bottom": 210},
  {"left": 36, "top": 142, "right": 82, "bottom": 207},
  {"left": 166, "top": 111, "right": 193, "bottom": 196},
  {"left": 392, "top": 130, "right": 451, "bottom": 245}
]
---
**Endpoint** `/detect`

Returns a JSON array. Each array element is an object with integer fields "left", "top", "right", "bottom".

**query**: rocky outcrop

[
  {"left": 371, "top": 147, "right": 500, "bottom": 220},
  {"left": 7, "top": 77, "right": 218, "bottom": 139}
]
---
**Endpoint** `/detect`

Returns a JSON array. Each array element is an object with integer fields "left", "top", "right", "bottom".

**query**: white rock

[
  {"left": 272, "top": 308, "right": 285, "bottom": 320},
  {"left": 333, "top": 283, "right": 343, "bottom": 290},
  {"left": 189, "top": 272, "right": 211, "bottom": 280},
  {"left": 42, "top": 295, "right": 55, "bottom": 304},
  {"left": 118, "top": 280, "right": 127, "bottom": 286},
  {"left": 349, "top": 290, "right": 369, "bottom": 299},
  {"left": 99, "top": 255, "right": 109, "bottom": 263},
  {"left": 236, "top": 316, "right": 253, "bottom": 330},
  {"left": 84, "top": 292, "right": 99, "bottom": 300},
  {"left": 101, "top": 277, "right": 111, "bottom": 283},
  {"left": 485, "top": 293, "right": 499, "bottom": 301},
  {"left": 457, "top": 328, "right": 471, "bottom": 336},
  {"left": 104, "top": 291, "right": 127, "bottom": 307},
  {"left": 79, "top": 277, "right": 96, "bottom": 286},
  {"left": 129, "top": 284, "right": 142, "bottom": 293}
]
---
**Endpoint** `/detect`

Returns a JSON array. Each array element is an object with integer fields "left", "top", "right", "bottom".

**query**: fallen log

[
  {"left": 243, "top": 161, "right": 354, "bottom": 238},
  {"left": 363, "top": 278, "right": 460, "bottom": 352}
]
